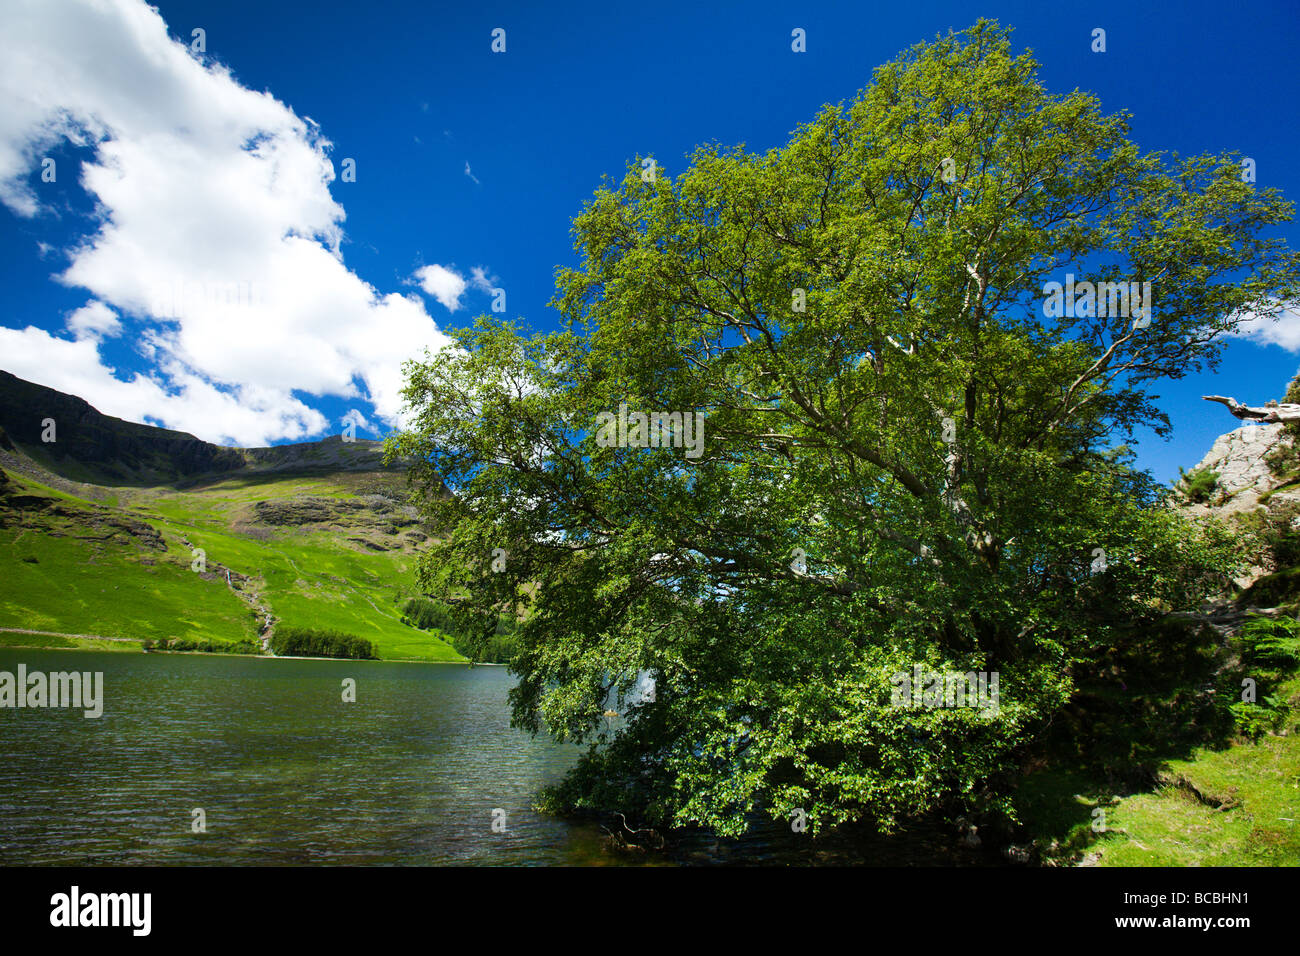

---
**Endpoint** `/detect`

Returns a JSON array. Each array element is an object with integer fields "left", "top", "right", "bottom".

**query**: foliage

[
  {"left": 1263, "top": 443, "right": 1299, "bottom": 479},
  {"left": 1238, "top": 563, "right": 1300, "bottom": 608},
  {"left": 1258, "top": 500, "right": 1300, "bottom": 569},
  {"left": 142, "top": 636, "right": 263, "bottom": 655},
  {"left": 451, "top": 614, "right": 518, "bottom": 664},
  {"left": 390, "top": 21, "right": 1297, "bottom": 836},
  {"left": 1263, "top": 371, "right": 1300, "bottom": 476},
  {"left": 270, "top": 626, "right": 377, "bottom": 659},
  {"left": 401, "top": 596, "right": 456, "bottom": 632},
  {"left": 1227, "top": 615, "right": 1299, "bottom": 737},
  {"left": 401, "top": 596, "right": 520, "bottom": 663},
  {"left": 1284, "top": 373, "right": 1300, "bottom": 439},
  {"left": 1178, "top": 467, "right": 1219, "bottom": 504}
]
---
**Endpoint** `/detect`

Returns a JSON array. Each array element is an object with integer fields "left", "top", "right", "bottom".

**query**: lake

[{"left": 0, "top": 649, "right": 999, "bottom": 866}]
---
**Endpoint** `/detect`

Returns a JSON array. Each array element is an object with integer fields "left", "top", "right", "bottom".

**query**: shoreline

[{"left": 0, "top": 628, "right": 482, "bottom": 665}]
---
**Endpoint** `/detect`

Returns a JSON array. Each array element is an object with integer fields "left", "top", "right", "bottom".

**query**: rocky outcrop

[
  {"left": 1183, "top": 384, "right": 1300, "bottom": 588},
  {"left": 253, "top": 497, "right": 361, "bottom": 526},
  {"left": 0, "top": 477, "right": 166, "bottom": 549},
  {"left": 1179, "top": 422, "right": 1288, "bottom": 517},
  {"left": 237, "top": 435, "right": 387, "bottom": 473}
]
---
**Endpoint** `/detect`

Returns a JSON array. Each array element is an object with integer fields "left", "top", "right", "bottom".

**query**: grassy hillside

[
  {"left": 1094, "top": 730, "right": 1300, "bottom": 866},
  {"left": 1011, "top": 615, "right": 1300, "bottom": 866},
  {"left": 0, "top": 454, "right": 464, "bottom": 662}
]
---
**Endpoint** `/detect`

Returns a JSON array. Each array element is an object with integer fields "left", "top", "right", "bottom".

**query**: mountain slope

[{"left": 0, "top": 371, "right": 461, "bottom": 662}]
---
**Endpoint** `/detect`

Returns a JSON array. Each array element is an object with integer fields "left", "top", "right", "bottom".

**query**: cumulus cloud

[
  {"left": 0, "top": 324, "right": 328, "bottom": 446},
  {"left": 65, "top": 300, "right": 121, "bottom": 340},
  {"left": 414, "top": 264, "right": 468, "bottom": 311},
  {"left": 1232, "top": 301, "right": 1300, "bottom": 352},
  {"left": 0, "top": 0, "right": 455, "bottom": 446},
  {"left": 341, "top": 407, "right": 372, "bottom": 430}
]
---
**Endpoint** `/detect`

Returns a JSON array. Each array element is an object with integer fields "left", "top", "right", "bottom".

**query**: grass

[
  {"left": 1094, "top": 732, "right": 1300, "bottom": 866},
  {"left": 1014, "top": 669, "right": 1300, "bottom": 866},
  {"left": 0, "top": 631, "right": 141, "bottom": 652},
  {"left": 0, "top": 528, "right": 257, "bottom": 644},
  {"left": 0, "top": 465, "right": 463, "bottom": 662}
]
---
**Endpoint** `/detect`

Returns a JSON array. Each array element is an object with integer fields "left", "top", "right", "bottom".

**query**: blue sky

[{"left": 0, "top": 0, "right": 1297, "bottom": 485}]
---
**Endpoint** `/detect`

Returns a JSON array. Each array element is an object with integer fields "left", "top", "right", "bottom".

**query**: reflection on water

[{"left": 0, "top": 649, "right": 1003, "bottom": 866}]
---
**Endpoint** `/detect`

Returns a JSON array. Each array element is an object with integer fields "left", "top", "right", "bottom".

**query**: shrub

[
  {"left": 1226, "top": 616, "right": 1300, "bottom": 737},
  {"left": 401, "top": 596, "right": 456, "bottom": 632},
  {"left": 1259, "top": 500, "right": 1300, "bottom": 569},
  {"left": 1264, "top": 442, "right": 1300, "bottom": 478},
  {"left": 147, "top": 637, "right": 262, "bottom": 655},
  {"left": 1237, "top": 565, "right": 1300, "bottom": 608},
  {"left": 1178, "top": 467, "right": 1219, "bottom": 503}
]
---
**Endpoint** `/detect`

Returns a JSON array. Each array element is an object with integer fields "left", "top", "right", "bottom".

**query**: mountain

[
  {"left": 0, "top": 370, "right": 461, "bottom": 661},
  {"left": 0, "top": 368, "right": 396, "bottom": 485},
  {"left": 0, "top": 369, "right": 245, "bottom": 485}
]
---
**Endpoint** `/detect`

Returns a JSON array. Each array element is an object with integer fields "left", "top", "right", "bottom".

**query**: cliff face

[
  {"left": 236, "top": 434, "right": 386, "bottom": 473},
  {"left": 1179, "top": 422, "right": 1290, "bottom": 518}
]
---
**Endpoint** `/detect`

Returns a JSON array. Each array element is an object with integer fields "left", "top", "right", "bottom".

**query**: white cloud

[
  {"left": 0, "top": 0, "right": 456, "bottom": 446},
  {"left": 341, "top": 407, "right": 372, "bottom": 433},
  {"left": 66, "top": 300, "right": 121, "bottom": 340},
  {"left": 1233, "top": 302, "right": 1300, "bottom": 352},
  {"left": 414, "top": 263, "right": 468, "bottom": 311},
  {"left": 0, "top": 324, "right": 327, "bottom": 446},
  {"left": 464, "top": 160, "right": 480, "bottom": 185},
  {"left": 411, "top": 263, "right": 500, "bottom": 313}
]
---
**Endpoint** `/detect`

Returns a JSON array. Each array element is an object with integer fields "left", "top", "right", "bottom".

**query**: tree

[
  {"left": 1204, "top": 394, "right": 1300, "bottom": 423},
  {"left": 387, "top": 21, "right": 1295, "bottom": 836}
]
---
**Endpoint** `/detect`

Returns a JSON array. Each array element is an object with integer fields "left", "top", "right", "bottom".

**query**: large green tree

[{"left": 388, "top": 22, "right": 1298, "bottom": 836}]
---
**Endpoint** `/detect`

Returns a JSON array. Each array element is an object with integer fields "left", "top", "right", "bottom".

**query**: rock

[
  {"left": 1180, "top": 422, "right": 1286, "bottom": 516},
  {"left": 1178, "top": 411, "right": 1300, "bottom": 587},
  {"left": 1003, "top": 844, "right": 1032, "bottom": 864}
]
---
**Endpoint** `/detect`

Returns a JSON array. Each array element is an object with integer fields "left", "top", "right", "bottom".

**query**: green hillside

[{"left": 0, "top": 375, "right": 464, "bottom": 662}]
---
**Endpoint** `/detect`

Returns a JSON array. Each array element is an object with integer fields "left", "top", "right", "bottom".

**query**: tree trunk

[{"left": 1203, "top": 395, "right": 1300, "bottom": 423}]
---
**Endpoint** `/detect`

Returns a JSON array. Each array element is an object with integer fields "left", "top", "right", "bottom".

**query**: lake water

[{"left": 0, "top": 649, "right": 999, "bottom": 866}]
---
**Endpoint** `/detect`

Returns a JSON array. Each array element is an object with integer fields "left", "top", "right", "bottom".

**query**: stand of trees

[
  {"left": 271, "top": 626, "right": 376, "bottom": 660},
  {"left": 401, "top": 596, "right": 519, "bottom": 663}
]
